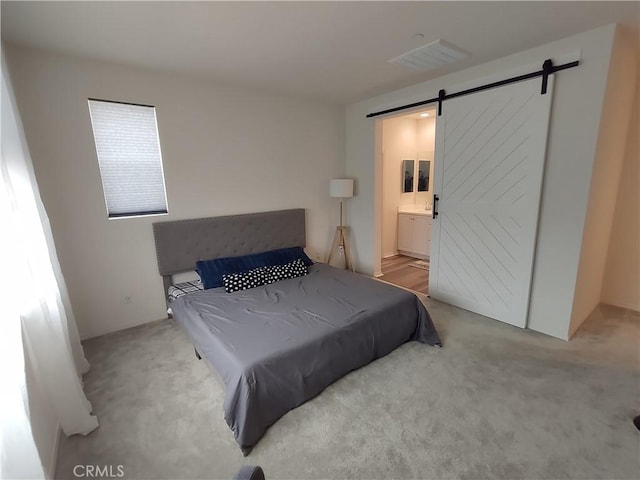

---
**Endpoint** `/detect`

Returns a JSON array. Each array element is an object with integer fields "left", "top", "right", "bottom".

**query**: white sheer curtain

[{"left": 1, "top": 54, "right": 98, "bottom": 479}]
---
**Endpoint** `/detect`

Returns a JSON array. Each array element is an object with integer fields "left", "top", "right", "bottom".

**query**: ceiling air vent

[{"left": 389, "top": 39, "right": 469, "bottom": 71}]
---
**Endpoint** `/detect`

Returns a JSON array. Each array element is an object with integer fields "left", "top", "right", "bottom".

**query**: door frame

[{"left": 374, "top": 108, "right": 439, "bottom": 278}]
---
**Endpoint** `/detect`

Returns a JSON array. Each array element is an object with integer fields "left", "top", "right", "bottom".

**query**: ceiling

[{"left": 2, "top": 2, "right": 638, "bottom": 105}]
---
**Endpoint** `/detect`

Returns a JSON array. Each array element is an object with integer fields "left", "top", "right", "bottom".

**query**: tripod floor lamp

[{"left": 327, "top": 178, "right": 355, "bottom": 271}]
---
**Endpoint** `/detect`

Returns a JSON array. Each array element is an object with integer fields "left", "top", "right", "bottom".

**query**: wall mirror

[
  {"left": 402, "top": 160, "right": 414, "bottom": 193},
  {"left": 417, "top": 160, "right": 430, "bottom": 192}
]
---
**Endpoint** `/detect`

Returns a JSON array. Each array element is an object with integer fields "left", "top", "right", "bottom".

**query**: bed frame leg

[{"left": 194, "top": 348, "right": 202, "bottom": 360}]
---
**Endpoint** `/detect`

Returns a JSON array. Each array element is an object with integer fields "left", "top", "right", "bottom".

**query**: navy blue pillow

[{"left": 196, "top": 247, "right": 313, "bottom": 289}]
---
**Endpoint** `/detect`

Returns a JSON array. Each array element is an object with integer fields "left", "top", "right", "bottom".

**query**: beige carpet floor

[{"left": 55, "top": 299, "right": 640, "bottom": 480}]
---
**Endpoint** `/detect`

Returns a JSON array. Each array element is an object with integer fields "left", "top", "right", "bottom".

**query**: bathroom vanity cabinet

[{"left": 397, "top": 210, "right": 431, "bottom": 258}]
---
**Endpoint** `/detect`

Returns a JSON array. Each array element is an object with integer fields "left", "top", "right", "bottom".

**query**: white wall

[
  {"left": 381, "top": 116, "right": 416, "bottom": 257},
  {"left": 415, "top": 116, "right": 436, "bottom": 206},
  {"left": 346, "top": 24, "right": 618, "bottom": 340},
  {"left": 601, "top": 77, "right": 640, "bottom": 312},
  {"left": 380, "top": 115, "right": 436, "bottom": 258},
  {"left": 5, "top": 44, "right": 345, "bottom": 340},
  {"left": 570, "top": 28, "right": 638, "bottom": 336}
]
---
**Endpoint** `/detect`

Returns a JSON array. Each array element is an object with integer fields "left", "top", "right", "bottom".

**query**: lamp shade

[{"left": 330, "top": 179, "right": 354, "bottom": 198}]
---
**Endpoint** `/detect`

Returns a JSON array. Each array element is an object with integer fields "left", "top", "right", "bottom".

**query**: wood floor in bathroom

[{"left": 379, "top": 255, "right": 428, "bottom": 295}]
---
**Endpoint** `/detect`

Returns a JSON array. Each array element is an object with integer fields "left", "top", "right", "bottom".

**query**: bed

[{"left": 153, "top": 209, "right": 441, "bottom": 455}]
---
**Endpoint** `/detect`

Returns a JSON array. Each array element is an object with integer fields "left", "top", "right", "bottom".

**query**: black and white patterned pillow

[
  {"left": 222, "top": 259, "right": 308, "bottom": 292},
  {"left": 288, "top": 258, "right": 308, "bottom": 278},
  {"left": 266, "top": 258, "right": 308, "bottom": 284},
  {"left": 168, "top": 280, "right": 204, "bottom": 301},
  {"left": 223, "top": 267, "right": 268, "bottom": 293}
]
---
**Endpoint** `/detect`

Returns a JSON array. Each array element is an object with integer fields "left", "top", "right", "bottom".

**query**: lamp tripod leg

[
  {"left": 340, "top": 227, "right": 354, "bottom": 272},
  {"left": 326, "top": 198, "right": 355, "bottom": 271},
  {"left": 326, "top": 227, "right": 341, "bottom": 265}
]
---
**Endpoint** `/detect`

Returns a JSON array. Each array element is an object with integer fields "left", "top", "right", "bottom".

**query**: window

[{"left": 88, "top": 99, "right": 168, "bottom": 218}]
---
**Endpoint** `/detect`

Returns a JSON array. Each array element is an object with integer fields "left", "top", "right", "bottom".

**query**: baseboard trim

[
  {"left": 397, "top": 249, "right": 428, "bottom": 260},
  {"left": 601, "top": 299, "right": 640, "bottom": 313},
  {"left": 373, "top": 270, "right": 383, "bottom": 277}
]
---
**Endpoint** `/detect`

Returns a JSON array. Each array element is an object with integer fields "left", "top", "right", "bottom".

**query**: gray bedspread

[{"left": 169, "top": 263, "right": 441, "bottom": 454}]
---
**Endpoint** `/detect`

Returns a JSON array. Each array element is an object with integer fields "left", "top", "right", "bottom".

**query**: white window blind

[{"left": 88, "top": 99, "right": 168, "bottom": 218}]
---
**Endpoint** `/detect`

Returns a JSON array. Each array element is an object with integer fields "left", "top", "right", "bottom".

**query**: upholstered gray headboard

[{"left": 153, "top": 209, "right": 306, "bottom": 301}]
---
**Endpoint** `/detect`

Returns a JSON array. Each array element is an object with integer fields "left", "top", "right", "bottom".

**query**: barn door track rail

[{"left": 366, "top": 58, "right": 579, "bottom": 118}]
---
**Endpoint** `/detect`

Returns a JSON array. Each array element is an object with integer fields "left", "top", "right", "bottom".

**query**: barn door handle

[{"left": 433, "top": 194, "right": 439, "bottom": 219}]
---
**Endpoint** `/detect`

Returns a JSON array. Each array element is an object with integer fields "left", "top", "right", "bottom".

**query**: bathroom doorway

[
  {"left": 378, "top": 107, "right": 436, "bottom": 295},
  {"left": 380, "top": 255, "right": 429, "bottom": 294}
]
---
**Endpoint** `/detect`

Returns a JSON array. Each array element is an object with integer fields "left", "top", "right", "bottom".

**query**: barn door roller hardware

[{"left": 366, "top": 58, "right": 579, "bottom": 118}]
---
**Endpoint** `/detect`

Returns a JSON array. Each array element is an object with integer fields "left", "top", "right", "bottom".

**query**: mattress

[{"left": 169, "top": 263, "right": 441, "bottom": 454}]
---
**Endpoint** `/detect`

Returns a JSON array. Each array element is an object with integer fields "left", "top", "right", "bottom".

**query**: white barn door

[{"left": 429, "top": 77, "right": 553, "bottom": 328}]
